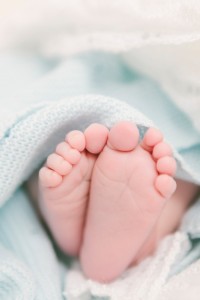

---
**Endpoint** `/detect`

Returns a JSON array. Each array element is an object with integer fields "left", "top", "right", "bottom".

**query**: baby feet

[
  {"left": 80, "top": 122, "right": 176, "bottom": 282},
  {"left": 38, "top": 121, "right": 177, "bottom": 282},
  {"left": 39, "top": 124, "right": 108, "bottom": 255}
]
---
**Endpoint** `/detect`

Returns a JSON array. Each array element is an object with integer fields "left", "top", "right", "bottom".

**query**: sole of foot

[
  {"left": 38, "top": 124, "right": 109, "bottom": 255},
  {"left": 80, "top": 121, "right": 177, "bottom": 282}
]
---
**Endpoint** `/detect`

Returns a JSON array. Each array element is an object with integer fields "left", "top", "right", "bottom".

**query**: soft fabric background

[
  {"left": 0, "top": 1, "right": 200, "bottom": 300},
  {"left": 0, "top": 0, "right": 200, "bottom": 130}
]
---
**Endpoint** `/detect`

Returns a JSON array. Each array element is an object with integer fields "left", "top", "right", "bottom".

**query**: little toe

[
  {"left": 84, "top": 123, "right": 109, "bottom": 154},
  {"left": 47, "top": 153, "right": 72, "bottom": 175},
  {"left": 39, "top": 167, "right": 62, "bottom": 188},
  {"left": 107, "top": 121, "right": 139, "bottom": 151},
  {"left": 142, "top": 128, "right": 163, "bottom": 152},
  {"left": 56, "top": 142, "right": 81, "bottom": 164},
  {"left": 66, "top": 130, "right": 86, "bottom": 152},
  {"left": 155, "top": 174, "right": 177, "bottom": 198},
  {"left": 153, "top": 142, "right": 173, "bottom": 160},
  {"left": 156, "top": 156, "right": 177, "bottom": 176}
]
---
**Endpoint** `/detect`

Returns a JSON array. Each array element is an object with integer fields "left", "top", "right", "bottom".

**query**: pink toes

[
  {"left": 39, "top": 124, "right": 108, "bottom": 189},
  {"left": 39, "top": 131, "right": 86, "bottom": 188},
  {"left": 39, "top": 122, "right": 177, "bottom": 203},
  {"left": 47, "top": 153, "right": 72, "bottom": 176},
  {"left": 56, "top": 142, "right": 81, "bottom": 164},
  {"left": 39, "top": 151, "right": 73, "bottom": 188},
  {"left": 155, "top": 174, "right": 177, "bottom": 198},
  {"left": 107, "top": 121, "right": 139, "bottom": 151},
  {"left": 153, "top": 142, "right": 172, "bottom": 159},
  {"left": 84, "top": 123, "right": 109, "bottom": 154},
  {"left": 142, "top": 127, "right": 177, "bottom": 198},
  {"left": 66, "top": 130, "right": 86, "bottom": 152},
  {"left": 156, "top": 156, "right": 177, "bottom": 176},
  {"left": 141, "top": 127, "right": 163, "bottom": 151},
  {"left": 155, "top": 155, "right": 177, "bottom": 198},
  {"left": 39, "top": 167, "right": 62, "bottom": 188}
]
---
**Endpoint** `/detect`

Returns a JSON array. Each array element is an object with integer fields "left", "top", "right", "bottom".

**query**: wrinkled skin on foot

[{"left": 38, "top": 121, "right": 177, "bottom": 282}]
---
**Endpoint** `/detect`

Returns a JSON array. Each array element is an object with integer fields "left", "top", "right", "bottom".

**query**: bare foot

[
  {"left": 37, "top": 121, "right": 182, "bottom": 283},
  {"left": 38, "top": 124, "right": 108, "bottom": 255},
  {"left": 80, "top": 121, "right": 177, "bottom": 282},
  {"left": 134, "top": 179, "right": 200, "bottom": 264}
]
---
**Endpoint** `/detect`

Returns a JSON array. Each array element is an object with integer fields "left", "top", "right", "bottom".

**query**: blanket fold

[
  {"left": 0, "top": 189, "right": 63, "bottom": 300},
  {"left": 1, "top": 1, "right": 200, "bottom": 299},
  {"left": 0, "top": 53, "right": 200, "bottom": 300}
]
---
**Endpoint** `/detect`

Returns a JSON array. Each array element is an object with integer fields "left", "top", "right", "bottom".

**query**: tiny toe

[
  {"left": 142, "top": 128, "right": 163, "bottom": 151},
  {"left": 47, "top": 153, "right": 72, "bottom": 175},
  {"left": 156, "top": 156, "right": 177, "bottom": 176},
  {"left": 153, "top": 142, "right": 173, "bottom": 160},
  {"left": 67, "top": 149, "right": 81, "bottom": 164},
  {"left": 39, "top": 167, "right": 62, "bottom": 188},
  {"left": 155, "top": 174, "right": 177, "bottom": 198},
  {"left": 107, "top": 121, "right": 139, "bottom": 151},
  {"left": 66, "top": 130, "right": 86, "bottom": 152},
  {"left": 56, "top": 142, "right": 81, "bottom": 164},
  {"left": 84, "top": 123, "right": 109, "bottom": 154}
]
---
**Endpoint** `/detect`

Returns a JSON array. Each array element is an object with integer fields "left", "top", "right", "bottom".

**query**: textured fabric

[
  {"left": 64, "top": 232, "right": 191, "bottom": 300},
  {"left": 0, "top": 54, "right": 200, "bottom": 204},
  {"left": 0, "top": 52, "right": 200, "bottom": 300},
  {"left": 0, "top": 189, "right": 62, "bottom": 300},
  {"left": 1, "top": 0, "right": 200, "bottom": 131},
  {"left": 0, "top": 1, "right": 200, "bottom": 299}
]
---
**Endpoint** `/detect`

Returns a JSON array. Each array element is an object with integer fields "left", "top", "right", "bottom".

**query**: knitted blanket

[
  {"left": 1, "top": 1, "right": 200, "bottom": 299},
  {"left": 0, "top": 52, "right": 200, "bottom": 300}
]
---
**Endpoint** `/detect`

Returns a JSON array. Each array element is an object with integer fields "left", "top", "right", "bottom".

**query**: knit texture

[
  {"left": 0, "top": 1, "right": 200, "bottom": 295},
  {"left": 0, "top": 52, "right": 200, "bottom": 300}
]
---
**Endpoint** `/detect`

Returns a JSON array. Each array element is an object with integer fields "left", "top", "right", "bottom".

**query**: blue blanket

[{"left": 0, "top": 53, "right": 200, "bottom": 300}]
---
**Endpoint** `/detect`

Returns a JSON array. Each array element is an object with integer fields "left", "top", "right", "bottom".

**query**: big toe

[{"left": 107, "top": 121, "right": 139, "bottom": 151}]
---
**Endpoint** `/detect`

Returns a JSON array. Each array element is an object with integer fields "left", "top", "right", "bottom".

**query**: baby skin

[{"left": 37, "top": 121, "right": 199, "bottom": 282}]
